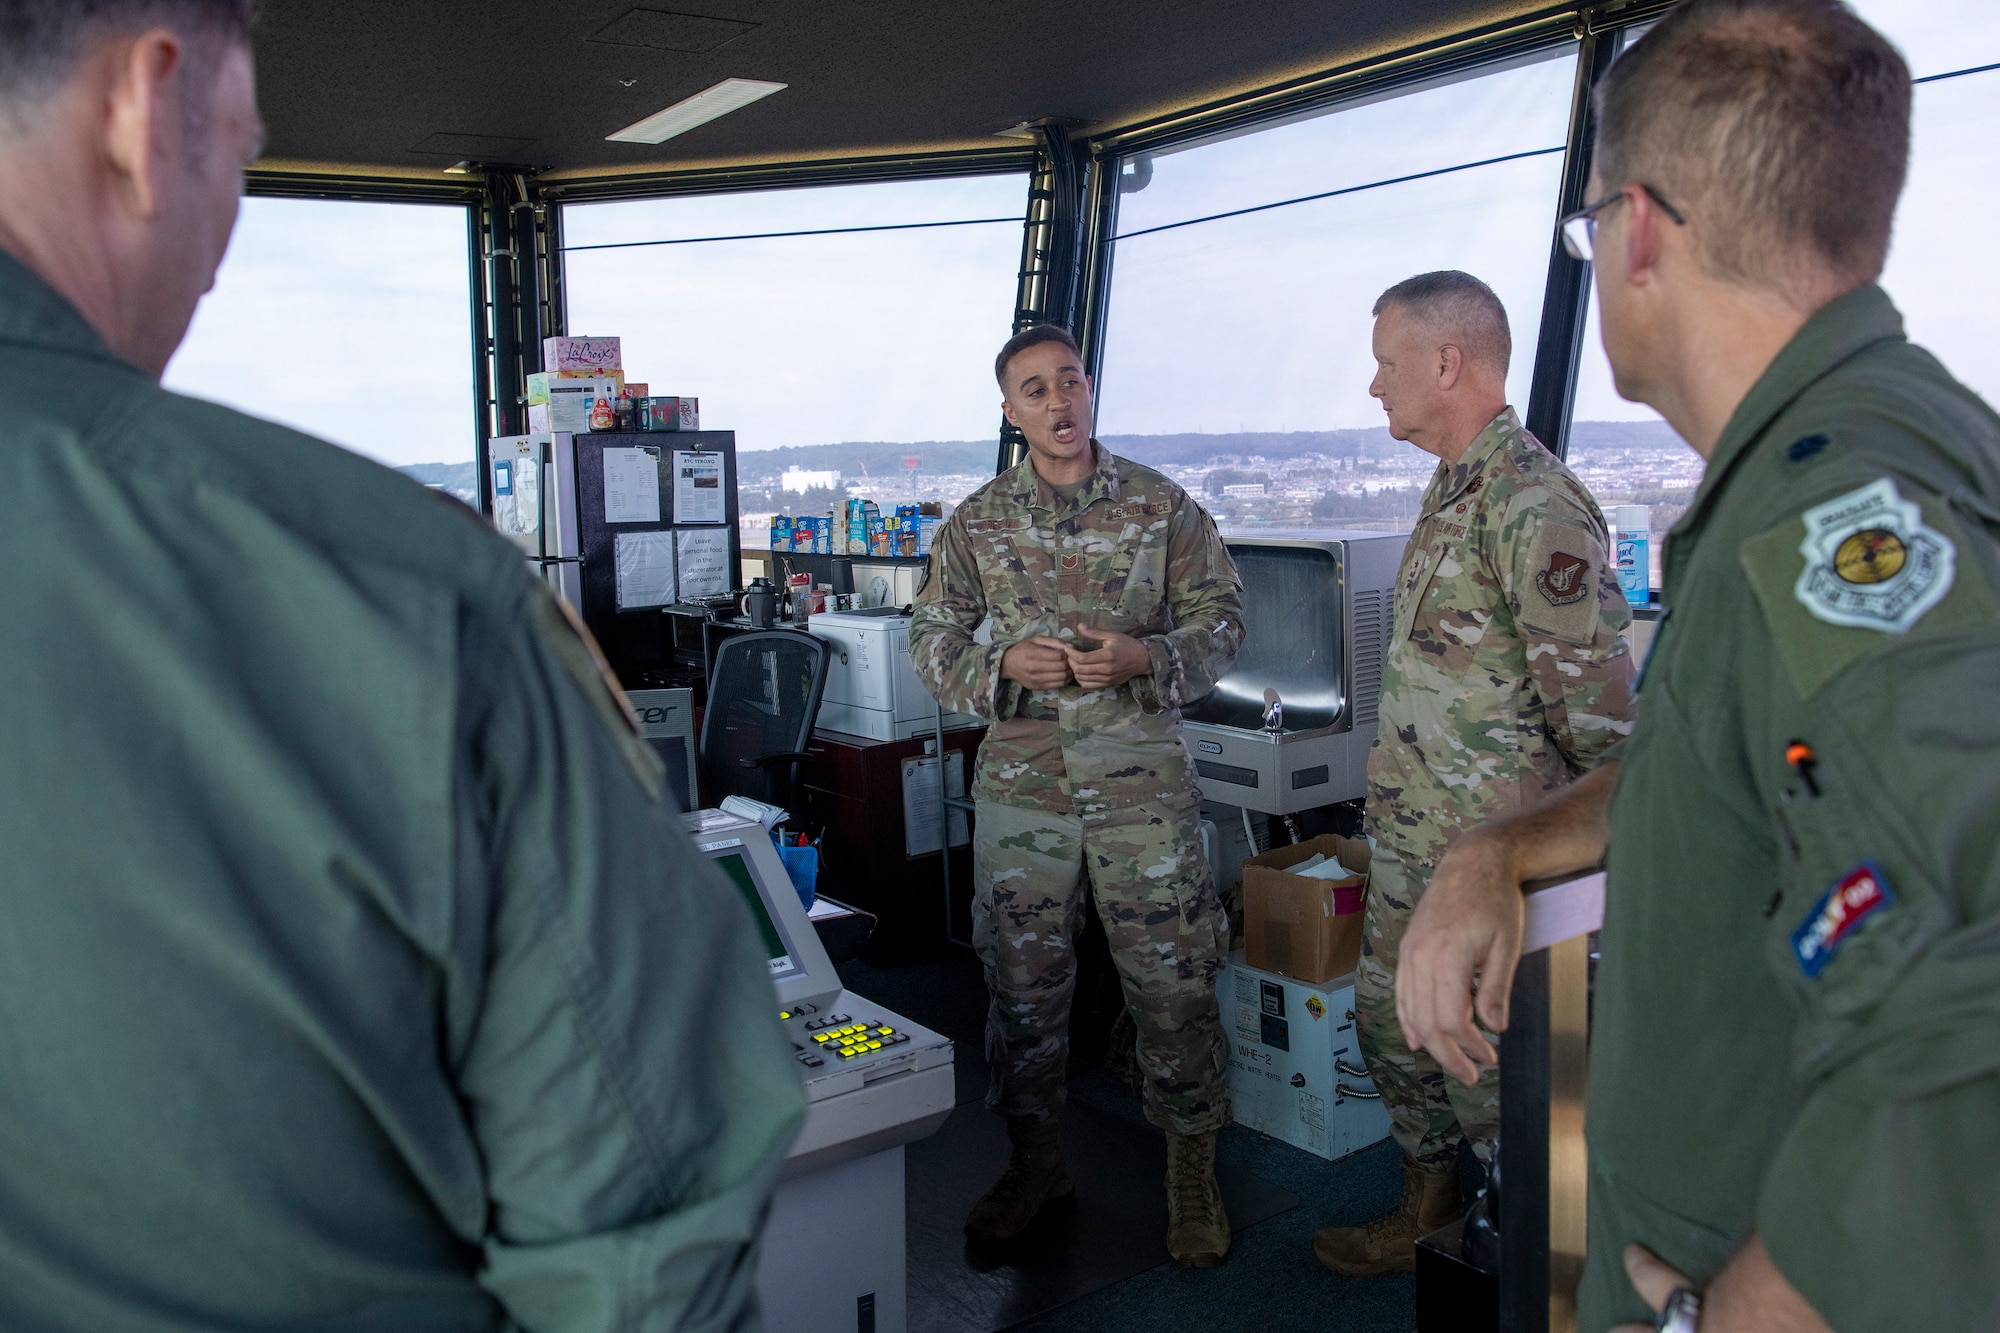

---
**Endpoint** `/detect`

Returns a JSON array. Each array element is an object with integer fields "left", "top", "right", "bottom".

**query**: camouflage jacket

[
  {"left": 1365, "top": 408, "right": 1637, "bottom": 866},
  {"left": 910, "top": 442, "right": 1244, "bottom": 817}
]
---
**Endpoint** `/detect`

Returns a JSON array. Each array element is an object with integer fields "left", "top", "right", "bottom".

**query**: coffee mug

[{"left": 740, "top": 578, "right": 777, "bottom": 628}]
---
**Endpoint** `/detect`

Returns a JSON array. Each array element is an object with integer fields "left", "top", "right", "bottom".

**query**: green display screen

[{"left": 711, "top": 849, "right": 795, "bottom": 976}]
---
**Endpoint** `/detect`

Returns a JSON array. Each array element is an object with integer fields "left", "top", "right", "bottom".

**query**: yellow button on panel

[
  {"left": 867, "top": 1040, "right": 882, "bottom": 1050},
  {"left": 877, "top": 1027, "right": 892, "bottom": 1035},
  {"left": 779, "top": 1011, "right": 791, "bottom": 1021},
  {"left": 814, "top": 1034, "right": 830, "bottom": 1043}
]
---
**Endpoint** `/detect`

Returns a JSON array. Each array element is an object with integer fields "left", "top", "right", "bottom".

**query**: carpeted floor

[{"left": 838, "top": 952, "right": 1419, "bottom": 1333}]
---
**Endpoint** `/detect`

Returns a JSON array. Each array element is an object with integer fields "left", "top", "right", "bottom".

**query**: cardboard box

[
  {"left": 541, "top": 377, "right": 621, "bottom": 433},
  {"left": 543, "top": 335, "right": 622, "bottom": 374},
  {"left": 1242, "top": 833, "right": 1369, "bottom": 985},
  {"left": 1217, "top": 951, "right": 1392, "bottom": 1161},
  {"left": 526, "top": 369, "right": 624, "bottom": 405},
  {"left": 638, "top": 396, "right": 699, "bottom": 431}
]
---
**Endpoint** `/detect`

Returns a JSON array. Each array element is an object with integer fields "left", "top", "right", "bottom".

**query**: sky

[{"left": 161, "top": 0, "right": 2000, "bottom": 470}]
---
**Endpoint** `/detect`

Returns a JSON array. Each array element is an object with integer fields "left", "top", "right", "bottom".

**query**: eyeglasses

[{"left": 1558, "top": 184, "right": 1686, "bottom": 261}]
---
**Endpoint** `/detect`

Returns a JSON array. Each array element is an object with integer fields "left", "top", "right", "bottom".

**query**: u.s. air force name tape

[{"left": 1793, "top": 477, "right": 1955, "bottom": 633}]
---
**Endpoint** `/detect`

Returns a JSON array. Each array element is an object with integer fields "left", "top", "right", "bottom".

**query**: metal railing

[{"left": 1500, "top": 871, "right": 1605, "bottom": 1333}]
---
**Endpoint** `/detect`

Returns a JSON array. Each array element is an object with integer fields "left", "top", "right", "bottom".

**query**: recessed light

[{"left": 606, "top": 78, "right": 786, "bottom": 144}]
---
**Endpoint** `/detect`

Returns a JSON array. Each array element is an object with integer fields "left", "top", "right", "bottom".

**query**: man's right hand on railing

[{"left": 1396, "top": 760, "right": 1622, "bottom": 1085}]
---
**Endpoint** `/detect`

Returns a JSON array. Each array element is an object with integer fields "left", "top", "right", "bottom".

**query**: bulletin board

[{"left": 570, "top": 429, "right": 741, "bottom": 683}]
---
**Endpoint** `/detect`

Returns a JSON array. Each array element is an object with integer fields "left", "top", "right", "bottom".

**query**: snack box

[
  {"left": 770, "top": 516, "right": 794, "bottom": 550},
  {"left": 537, "top": 377, "right": 622, "bottom": 434},
  {"left": 638, "top": 396, "right": 700, "bottom": 431}
]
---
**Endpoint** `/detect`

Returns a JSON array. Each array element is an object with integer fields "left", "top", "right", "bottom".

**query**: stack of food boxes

[
  {"left": 769, "top": 499, "right": 948, "bottom": 555},
  {"left": 768, "top": 515, "right": 833, "bottom": 554},
  {"left": 523, "top": 336, "right": 698, "bottom": 435}
]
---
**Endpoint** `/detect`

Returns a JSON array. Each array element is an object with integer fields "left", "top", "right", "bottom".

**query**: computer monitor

[
  {"left": 695, "top": 823, "right": 838, "bottom": 1009},
  {"left": 709, "top": 845, "right": 803, "bottom": 981}
]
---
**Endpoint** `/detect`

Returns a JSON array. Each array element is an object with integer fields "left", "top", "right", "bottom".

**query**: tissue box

[
  {"left": 1242, "top": 834, "right": 1370, "bottom": 985},
  {"left": 543, "top": 335, "right": 622, "bottom": 374}
]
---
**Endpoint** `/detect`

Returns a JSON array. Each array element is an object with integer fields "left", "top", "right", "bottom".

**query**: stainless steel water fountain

[{"left": 1180, "top": 531, "right": 1406, "bottom": 815}]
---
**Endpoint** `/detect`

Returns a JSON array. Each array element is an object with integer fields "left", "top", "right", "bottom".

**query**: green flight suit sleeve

[
  {"left": 910, "top": 513, "right": 1020, "bottom": 721},
  {"left": 1733, "top": 475, "right": 2000, "bottom": 1331},
  {"left": 1493, "top": 486, "right": 1637, "bottom": 773},
  {"left": 1130, "top": 494, "right": 1244, "bottom": 714},
  {"left": 459, "top": 579, "right": 805, "bottom": 1332}
]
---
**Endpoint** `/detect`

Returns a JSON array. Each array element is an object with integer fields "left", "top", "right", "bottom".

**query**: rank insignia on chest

[
  {"left": 1793, "top": 477, "right": 1955, "bottom": 632},
  {"left": 1791, "top": 862, "right": 1893, "bottom": 977},
  {"left": 1534, "top": 550, "right": 1590, "bottom": 606}
]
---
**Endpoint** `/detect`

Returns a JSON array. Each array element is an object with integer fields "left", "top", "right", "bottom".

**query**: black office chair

[{"left": 698, "top": 630, "right": 830, "bottom": 815}]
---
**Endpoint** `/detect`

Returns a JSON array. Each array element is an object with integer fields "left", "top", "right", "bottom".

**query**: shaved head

[{"left": 1372, "top": 270, "right": 1512, "bottom": 377}]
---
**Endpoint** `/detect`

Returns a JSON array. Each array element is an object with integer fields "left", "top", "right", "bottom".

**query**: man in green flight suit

[
  {"left": 0, "top": 5, "right": 803, "bottom": 1330},
  {"left": 1394, "top": 2, "right": 2000, "bottom": 1330},
  {"left": 909, "top": 324, "right": 1244, "bottom": 1267},
  {"left": 1312, "top": 272, "right": 1636, "bottom": 1279}
]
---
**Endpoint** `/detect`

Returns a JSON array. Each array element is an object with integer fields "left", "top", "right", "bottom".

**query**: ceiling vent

[{"left": 589, "top": 9, "right": 758, "bottom": 54}]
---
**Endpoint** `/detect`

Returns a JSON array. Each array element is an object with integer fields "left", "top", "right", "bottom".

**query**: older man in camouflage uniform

[
  {"left": 1313, "top": 272, "right": 1637, "bottom": 1278},
  {"left": 910, "top": 324, "right": 1244, "bottom": 1267}
]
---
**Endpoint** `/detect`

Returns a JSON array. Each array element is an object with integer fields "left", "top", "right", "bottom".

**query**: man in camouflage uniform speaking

[
  {"left": 1313, "top": 273, "right": 1637, "bottom": 1278},
  {"left": 909, "top": 324, "right": 1244, "bottom": 1267}
]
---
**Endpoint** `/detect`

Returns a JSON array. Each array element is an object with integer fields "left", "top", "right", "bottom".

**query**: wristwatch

[{"left": 1655, "top": 1286, "right": 1701, "bottom": 1332}]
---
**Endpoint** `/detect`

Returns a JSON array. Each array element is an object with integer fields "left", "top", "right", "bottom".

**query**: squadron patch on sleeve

[
  {"left": 1791, "top": 862, "right": 1892, "bottom": 977},
  {"left": 1535, "top": 550, "right": 1591, "bottom": 607},
  {"left": 1793, "top": 478, "right": 1955, "bottom": 632}
]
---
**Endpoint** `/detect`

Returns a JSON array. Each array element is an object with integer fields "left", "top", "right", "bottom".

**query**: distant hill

[
  {"left": 1564, "top": 418, "right": 1684, "bottom": 451},
  {"left": 405, "top": 420, "right": 1686, "bottom": 491},
  {"left": 398, "top": 461, "right": 477, "bottom": 492},
  {"left": 728, "top": 419, "right": 1682, "bottom": 482}
]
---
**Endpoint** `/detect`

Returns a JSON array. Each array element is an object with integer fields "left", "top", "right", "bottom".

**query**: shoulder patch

[
  {"left": 1535, "top": 550, "right": 1590, "bottom": 606},
  {"left": 1793, "top": 478, "right": 1954, "bottom": 632},
  {"left": 1792, "top": 862, "right": 1892, "bottom": 977},
  {"left": 1515, "top": 519, "right": 1608, "bottom": 642},
  {"left": 1740, "top": 477, "right": 1996, "bottom": 696}
]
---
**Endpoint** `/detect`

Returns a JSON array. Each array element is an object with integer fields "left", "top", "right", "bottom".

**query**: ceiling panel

[{"left": 251, "top": 0, "right": 1555, "bottom": 180}]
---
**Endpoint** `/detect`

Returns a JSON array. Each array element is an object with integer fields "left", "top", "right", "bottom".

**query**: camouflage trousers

[
  {"left": 1356, "top": 846, "right": 1500, "bottom": 1165},
  {"left": 971, "top": 797, "right": 1230, "bottom": 1135}
]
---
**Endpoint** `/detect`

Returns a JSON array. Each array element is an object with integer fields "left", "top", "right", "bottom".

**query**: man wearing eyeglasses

[{"left": 1395, "top": 2, "right": 2000, "bottom": 1331}]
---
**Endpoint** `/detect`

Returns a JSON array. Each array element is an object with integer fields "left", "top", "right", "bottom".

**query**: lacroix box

[{"left": 543, "top": 336, "right": 622, "bottom": 374}]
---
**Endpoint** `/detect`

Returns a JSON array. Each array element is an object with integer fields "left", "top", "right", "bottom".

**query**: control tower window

[
  {"left": 561, "top": 174, "right": 1026, "bottom": 549},
  {"left": 1093, "top": 50, "right": 1578, "bottom": 537},
  {"left": 164, "top": 198, "right": 478, "bottom": 505}
]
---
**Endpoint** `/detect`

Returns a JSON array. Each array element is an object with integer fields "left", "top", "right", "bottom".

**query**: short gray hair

[
  {"left": 1594, "top": 0, "right": 1909, "bottom": 293},
  {"left": 1372, "top": 270, "right": 1512, "bottom": 375},
  {"left": 0, "top": 1, "right": 256, "bottom": 128}
]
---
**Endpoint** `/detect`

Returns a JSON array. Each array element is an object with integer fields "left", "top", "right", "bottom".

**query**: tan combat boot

[
  {"left": 1312, "top": 1155, "right": 1460, "bottom": 1277},
  {"left": 965, "top": 1116, "right": 1074, "bottom": 1244},
  {"left": 1165, "top": 1130, "right": 1230, "bottom": 1267}
]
